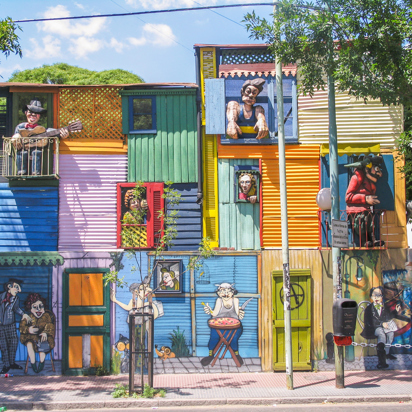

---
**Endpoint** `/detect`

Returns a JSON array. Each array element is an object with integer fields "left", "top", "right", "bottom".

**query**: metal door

[{"left": 272, "top": 269, "right": 311, "bottom": 370}]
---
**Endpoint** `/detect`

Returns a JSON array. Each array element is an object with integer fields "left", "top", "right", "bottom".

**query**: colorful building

[{"left": 0, "top": 43, "right": 410, "bottom": 377}]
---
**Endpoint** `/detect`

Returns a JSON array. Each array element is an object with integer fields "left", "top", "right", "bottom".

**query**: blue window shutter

[
  {"left": 205, "top": 78, "right": 225, "bottom": 134},
  {"left": 375, "top": 154, "right": 395, "bottom": 211}
]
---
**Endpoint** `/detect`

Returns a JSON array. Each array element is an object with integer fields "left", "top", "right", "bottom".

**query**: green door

[
  {"left": 62, "top": 269, "right": 110, "bottom": 375},
  {"left": 272, "top": 269, "right": 311, "bottom": 371}
]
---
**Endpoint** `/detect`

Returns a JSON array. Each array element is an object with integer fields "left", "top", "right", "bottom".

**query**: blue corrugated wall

[{"left": 0, "top": 183, "right": 58, "bottom": 251}]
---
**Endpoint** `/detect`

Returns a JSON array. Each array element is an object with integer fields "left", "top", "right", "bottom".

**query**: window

[
  {"left": 117, "top": 182, "right": 164, "bottom": 249},
  {"left": 128, "top": 96, "right": 156, "bottom": 134}
]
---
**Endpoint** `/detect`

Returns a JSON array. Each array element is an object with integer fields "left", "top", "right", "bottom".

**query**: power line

[{"left": 13, "top": 3, "right": 276, "bottom": 23}]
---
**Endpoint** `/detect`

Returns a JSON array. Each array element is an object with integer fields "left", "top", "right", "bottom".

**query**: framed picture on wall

[
  {"left": 154, "top": 260, "right": 183, "bottom": 295},
  {"left": 235, "top": 166, "right": 260, "bottom": 203}
]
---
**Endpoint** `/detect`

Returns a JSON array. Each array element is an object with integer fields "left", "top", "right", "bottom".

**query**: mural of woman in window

[
  {"left": 19, "top": 293, "right": 55, "bottom": 373},
  {"left": 226, "top": 78, "right": 269, "bottom": 140},
  {"left": 123, "top": 188, "right": 148, "bottom": 224},
  {"left": 238, "top": 172, "right": 257, "bottom": 203},
  {"left": 160, "top": 268, "right": 180, "bottom": 291}
]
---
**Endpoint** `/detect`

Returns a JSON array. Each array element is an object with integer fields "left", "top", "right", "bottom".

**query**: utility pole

[
  {"left": 326, "top": 0, "right": 344, "bottom": 387},
  {"left": 276, "top": 58, "right": 293, "bottom": 390}
]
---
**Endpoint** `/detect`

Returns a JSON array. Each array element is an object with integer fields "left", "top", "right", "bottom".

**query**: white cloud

[
  {"left": 108, "top": 38, "right": 127, "bottom": 53},
  {"left": 74, "top": 2, "right": 85, "bottom": 9},
  {"left": 25, "top": 35, "right": 62, "bottom": 59},
  {"left": 129, "top": 24, "right": 177, "bottom": 48},
  {"left": 68, "top": 37, "right": 104, "bottom": 58},
  {"left": 37, "top": 5, "right": 106, "bottom": 38},
  {"left": 125, "top": 0, "right": 260, "bottom": 10},
  {"left": 0, "top": 64, "right": 24, "bottom": 81}
]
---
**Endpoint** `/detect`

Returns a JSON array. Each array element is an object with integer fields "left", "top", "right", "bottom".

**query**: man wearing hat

[
  {"left": 345, "top": 155, "right": 385, "bottom": 247},
  {"left": 12, "top": 99, "right": 69, "bottom": 175},
  {"left": 0, "top": 278, "right": 31, "bottom": 374}
]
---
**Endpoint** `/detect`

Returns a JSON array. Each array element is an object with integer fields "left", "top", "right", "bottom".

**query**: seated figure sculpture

[{"left": 226, "top": 78, "right": 269, "bottom": 140}]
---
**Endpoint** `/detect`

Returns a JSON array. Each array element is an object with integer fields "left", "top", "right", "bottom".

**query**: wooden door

[
  {"left": 63, "top": 269, "right": 110, "bottom": 375},
  {"left": 272, "top": 269, "right": 311, "bottom": 371}
]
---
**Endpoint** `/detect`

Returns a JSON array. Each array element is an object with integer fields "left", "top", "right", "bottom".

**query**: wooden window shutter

[
  {"left": 205, "top": 79, "right": 226, "bottom": 135},
  {"left": 146, "top": 182, "right": 164, "bottom": 248}
]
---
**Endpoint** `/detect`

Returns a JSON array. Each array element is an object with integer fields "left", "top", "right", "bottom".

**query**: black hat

[
  {"left": 4, "top": 278, "right": 24, "bottom": 291},
  {"left": 22, "top": 99, "right": 47, "bottom": 115},
  {"left": 344, "top": 155, "right": 384, "bottom": 169}
]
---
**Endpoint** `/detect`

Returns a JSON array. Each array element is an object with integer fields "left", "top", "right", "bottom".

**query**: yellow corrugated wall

[
  {"left": 218, "top": 143, "right": 320, "bottom": 248},
  {"left": 200, "top": 47, "right": 219, "bottom": 247},
  {"left": 298, "top": 90, "right": 403, "bottom": 147}
]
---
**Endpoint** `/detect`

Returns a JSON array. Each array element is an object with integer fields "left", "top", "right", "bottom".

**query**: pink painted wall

[{"left": 58, "top": 155, "right": 127, "bottom": 251}]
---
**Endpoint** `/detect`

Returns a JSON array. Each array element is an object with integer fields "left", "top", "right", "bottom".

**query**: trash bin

[{"left": 333, "top": 298, "right": 357, "bottom": 337}]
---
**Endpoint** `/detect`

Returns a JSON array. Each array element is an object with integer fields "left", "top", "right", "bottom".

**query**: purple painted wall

[{"left": 58, "top": 155, "right": 127, "bottom": 251}]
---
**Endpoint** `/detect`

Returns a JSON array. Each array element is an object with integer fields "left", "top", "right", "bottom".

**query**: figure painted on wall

[
  {"left": 155, "top": 345, "right": 176, "bottom": 360},
  {"left": 345, "top": 155, "right": 385, "bottom": 247},
  {"left": 114, "top": 334, "right": 130, "bottom": 374},
  {"left": 238, "top": 172, "right": 258, "bottom": 204},
  {"left": 159, "top": 268, "right": 180, "bottom": 291},
  {"left": 226, "top": 78, "right": 269, "bottom": 140},
  {"left": 361, "top": 286, "right": 403, "bottom": 369},
  {"left": 110, "top": 277, "right": 164, "bottom": 322},
  {"left": 201, "top": 283, "right": 247, "bottom": 367},
  {"left": 19, "top": 293, "right": 55, "bottom": 373},
  {"left": 11, "top": 99, "right": 70, "bottom": 176},
  {"left": 0, "top": 278, "right": 31, "bottom": 374}
]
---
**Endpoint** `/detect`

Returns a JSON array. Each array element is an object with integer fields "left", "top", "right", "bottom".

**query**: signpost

[{"left": 332, "top": 219, "right": 349, "bottom": 248}]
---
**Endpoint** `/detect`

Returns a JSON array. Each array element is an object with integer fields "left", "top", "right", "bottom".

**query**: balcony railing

[
  {"left": 2, "top": 136, "right": 60, "bottom": 179},
  {"left": 319, "top": 209, "right": 387, "bottom": 249}
]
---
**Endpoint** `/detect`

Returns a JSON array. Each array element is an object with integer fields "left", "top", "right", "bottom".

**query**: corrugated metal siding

[
  {"left": 262, "top": 153, "right": 319, "bottom": 248},
  {"left": 217, "top": 143, "right": 320, "bottom": 248},
  {"left": 298, "top": 90, "right": 403, "bottom": 147},
  {"left": 58, "top": 155, "right": 127, "bottom": 250},
  {"left": 0, "top": 183, "right": 58, "bottom": 251},
  {"left": 218, "top": 159, "right": 260, "bottom": 250},
  {"left": 195, "top": 255, "right": 259, "bottom": 358},
  {"left": 128, "top": 92, "right": 198, "bottom": 183},
  {"left": 203, "top": 132, "right": 219, "bottom": 247},
  {"left": 168, "top": 184, "right": 202, "bottom": 251}
]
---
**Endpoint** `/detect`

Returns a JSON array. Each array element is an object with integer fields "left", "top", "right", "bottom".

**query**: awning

[
  {"left": 0, "top": 252, "right": 64, "bottom": 266},
  {"left": 320, "top": 143, "right": 380, "bottom": 157}
]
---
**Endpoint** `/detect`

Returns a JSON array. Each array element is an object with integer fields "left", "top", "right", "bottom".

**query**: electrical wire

[{"left": 13, "top": 3, "right": 276, "bottom": 23}]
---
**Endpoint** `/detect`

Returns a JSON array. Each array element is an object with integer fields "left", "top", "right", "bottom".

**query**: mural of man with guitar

[{"left": 11, "top": 99, "right": 81, "bottom": 176}]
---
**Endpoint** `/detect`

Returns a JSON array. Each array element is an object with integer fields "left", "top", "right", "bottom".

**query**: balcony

[
  {"left": 2, "top": 136, "right": 60, "bottom": 179},
  {"left": 319, "top": 209, "right": 387, "bottom": 249}
]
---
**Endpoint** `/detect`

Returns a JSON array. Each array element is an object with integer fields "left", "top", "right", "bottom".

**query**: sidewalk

[{"left": 1, "top": 370, "right": 412, "bottom": 410}]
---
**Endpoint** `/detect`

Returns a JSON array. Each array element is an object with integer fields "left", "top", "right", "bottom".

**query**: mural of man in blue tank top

[{"left": 226, "top": 78, "right": 269, "bottom": 140}]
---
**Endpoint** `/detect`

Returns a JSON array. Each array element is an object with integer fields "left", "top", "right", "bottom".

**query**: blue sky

[{"left": 0, "top": 1, "right": 274, "bottom": 84}]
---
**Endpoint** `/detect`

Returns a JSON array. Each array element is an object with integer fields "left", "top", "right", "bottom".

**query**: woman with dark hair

[
  {"left": 19, "top": 293, "right": 55, "bottom": 373},
  {"left": 361, "top": 286, "right": 401, "bottom": 369}
]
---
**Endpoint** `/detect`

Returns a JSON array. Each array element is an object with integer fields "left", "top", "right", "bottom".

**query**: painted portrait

[
  {"left": 154, "top": 260, "right": 183, "bottom": 295},
  {"left": 235, "top": 170, "right": 260, "bottom": 204}
]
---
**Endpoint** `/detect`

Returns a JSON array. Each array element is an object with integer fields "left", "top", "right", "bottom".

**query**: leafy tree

[
  {"left": 244, "top": 0, "right": 412, "bottom": 106},
  {"left": 0, "top": 17, "right": 22, "bottom": 65},
  {"left": 244, "top": 0, "right": 412, "bottom": 197},
  {"left": 8, "top": 63, "right": 144, "bottom": 85}
]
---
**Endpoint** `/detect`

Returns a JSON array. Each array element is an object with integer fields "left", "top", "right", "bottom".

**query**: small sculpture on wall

[
  {"left": 236, "top": 171, "right": 259, "bottom": 204},
  {"left": 345, "top": 155, "right": 384, "bottom": 247},
  {"left": 226, "top": 78, "right": 269, "bottom": 140}
]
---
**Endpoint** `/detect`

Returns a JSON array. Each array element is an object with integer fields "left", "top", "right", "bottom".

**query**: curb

[{"left": 2, "top": 395, "right": 412, "bottom": 410}]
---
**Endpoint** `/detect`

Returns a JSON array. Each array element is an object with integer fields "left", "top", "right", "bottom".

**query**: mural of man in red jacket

[{"left": 345, "top": 155, "right": 384, "bottom": 247}]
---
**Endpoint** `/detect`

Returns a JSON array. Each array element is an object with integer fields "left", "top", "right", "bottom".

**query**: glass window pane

[
  {"left": 133, "top": 98, "right": 152, "bottom": 114},
  {"left": 134, "top": 114, "right": 152, "bottom": 130}
]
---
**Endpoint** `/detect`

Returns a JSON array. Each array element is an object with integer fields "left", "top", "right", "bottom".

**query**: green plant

[
  {"left": 95, "top": 365, "right": 110, "bottom": 376},
  {"left": 141, "top": 384, "right": 166, "bottom": 398},
  {"left": 111, "top": 350, "right": 121, "bottom": 375},
  {"left": 111, "top": 384, "right": 129, "bottom": 398},
  {"left": 169, "top": 326, "right": 190, "bottom": 357}
]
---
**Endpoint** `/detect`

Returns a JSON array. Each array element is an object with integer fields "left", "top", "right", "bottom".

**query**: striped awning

[{"left": 0, "top": 252, "right": 64, "bottom": 266}]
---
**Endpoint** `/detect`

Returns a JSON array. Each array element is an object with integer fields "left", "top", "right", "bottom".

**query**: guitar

[{"left": 14, "top": 120, "right": 83, "bottom": 149}]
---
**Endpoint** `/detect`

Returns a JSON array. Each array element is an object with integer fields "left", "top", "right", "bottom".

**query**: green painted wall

[
  {"left": 218, "top": 159, "right": 260, "bottom": 250},
  {"left": 124, "top": 90, "right": 198, "bottom": 183}
]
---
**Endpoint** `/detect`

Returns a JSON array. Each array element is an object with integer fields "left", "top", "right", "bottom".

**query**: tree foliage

[
  {"left": 8, "top": 63, "right": 144, "bottom": 85},
  {"left": 0, "top": 17, "right": 22, "bottom": 65},
  {"left": 244, "top": 0, "right": 412, "bottom": 107}
]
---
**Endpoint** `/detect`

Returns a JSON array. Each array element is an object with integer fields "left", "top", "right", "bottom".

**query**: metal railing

[
  {"left": 2, "top": 136, "right": 60, "bottom": 179},
  {"left": 319, "top": 209, "right": 387, "bottom": 249}
]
